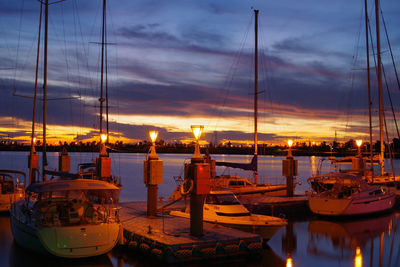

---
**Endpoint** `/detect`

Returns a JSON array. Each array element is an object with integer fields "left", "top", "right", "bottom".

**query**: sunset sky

[{"left": 1, "top": 0, "right": 400, "bottom": 145}]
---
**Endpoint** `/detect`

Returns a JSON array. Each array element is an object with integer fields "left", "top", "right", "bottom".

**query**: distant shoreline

[{"left": 1, "top": 145, "right": 397, "bottom": 158}]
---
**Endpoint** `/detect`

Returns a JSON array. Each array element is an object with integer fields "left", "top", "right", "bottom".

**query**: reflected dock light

[
  {"left": 191, "top": 125, "right": 204, "bottom": 159},
  {"left": 354, "top": 246, "right": 362, "bottom": 267},
  {"left": 149, "top": 130, "right": 159, "bottom": 159},
  {"left": 286, "top": 256, "right": 293, "bottom": 267}
]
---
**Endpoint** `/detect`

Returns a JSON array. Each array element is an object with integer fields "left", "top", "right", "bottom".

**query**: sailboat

[
  {"left": 308, "top": 0, "right": 397, "bottom": 216},
  {"left": 308, "top": 173, "right": 395, "bottom": 216},
  {"left": 10, "top": 0, "right": 122, "bottom": 258},
  {"left": 0, "top": 170, "right": 25, "bottom": 212},
  {"left": 208, "top": 10, "right": 289, "bottom": 197},
  {"left": 366, "top": 0, "right": 400, "bottom": 186}
]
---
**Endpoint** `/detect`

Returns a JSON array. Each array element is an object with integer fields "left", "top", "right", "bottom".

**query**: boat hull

[
  {"left": 170, "top": 210, "right": 285, "bottom": 240},
  {"left": 10, "top": 203, "right": 121, "bottom": 258},
  {"left": 308, "top": 193, "right": 395, "bottom": 216}
]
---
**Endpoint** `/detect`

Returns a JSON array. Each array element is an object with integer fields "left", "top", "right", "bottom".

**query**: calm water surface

[{"left": 0, "top": 151, "right": 399, "bottom": 266}]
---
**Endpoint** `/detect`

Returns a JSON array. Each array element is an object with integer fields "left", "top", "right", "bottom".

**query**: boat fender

[
  {"left": 238, "top": 240, "right": 248, "bottom": 251},
  {"left": 128, "top": 240, "right": 138, "bottom": 248},
  {"left": 215, "top": 242, "right": 224, "bottom": 254},
  {"left": 191, "top": 245, "right": 201, "bottom": 257},
  {"left": 201, "top": 247, "right": 216, "bottom": 257},
  {"left": 247, "top": 241, "right": 262, "bottom": 251},
  {"left": 139, "top": 242, "right": 150, "bottom": 252},
  {"left": 151, "top": 248, "right": 163, "bottom": 259},
  {"left": 224, "top": 244, "right": 239, "bottom": 253},
  {"left": 174, "top": 249, "right": 192, "bottom": 259},
  {"left": 180, "top": 179, "right": 193, "bottom": 196}
]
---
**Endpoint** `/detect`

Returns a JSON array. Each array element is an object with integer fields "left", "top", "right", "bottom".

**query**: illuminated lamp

[
  {"left": 356, "top": 139, "right": 362, "bottom": 156},
  {"left": 149, "top": 130, "right": 158, "bottom": 159},
  {"left": 191, "top": 125, "right": 204, "bottom": 159},
  {"left": 288, "top": 139, "right": 293, "bottom": 158},
  {"left": 99, "top": 134, "right": 108, "bottom": 156}
]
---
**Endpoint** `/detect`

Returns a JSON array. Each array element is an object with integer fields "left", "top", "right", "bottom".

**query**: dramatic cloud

[{"left": 1, "top": 0, "right": 399, "bottom": 144}]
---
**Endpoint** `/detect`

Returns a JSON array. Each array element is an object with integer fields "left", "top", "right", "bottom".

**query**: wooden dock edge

[{"left": 120, "top": 228, "right": 262, "bottom": 263}]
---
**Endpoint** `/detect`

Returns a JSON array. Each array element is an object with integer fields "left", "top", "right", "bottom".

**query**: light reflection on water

[
  {"left": 0, "top": 151, "right": 399, "bottom": 266},
  {"left": 268, "top": 212, "right": 400, "bottom": 267}
]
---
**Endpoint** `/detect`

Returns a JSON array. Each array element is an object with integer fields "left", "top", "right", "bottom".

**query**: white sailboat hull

[
  {"left": 10, "top": 202, "right": 121, "bottom": 258},
  {"left": 309, "top": 192, "right": 395, "bottom": 216}
]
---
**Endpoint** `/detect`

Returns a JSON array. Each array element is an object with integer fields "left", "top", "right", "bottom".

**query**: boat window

[
  {"left": 229, "top": 181, "right": 245, "bottom": 186},
  {"left": 369, "top": 189, "right": 383, "bottom": 196},
  {"left": 210, "top": 193, "right": 241, "bottom": 205}
]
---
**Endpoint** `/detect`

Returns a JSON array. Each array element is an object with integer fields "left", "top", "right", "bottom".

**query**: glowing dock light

[
  {"left": 191, "top": 125, "right": 204, "bottom": 159},
  {"left": 99, "top": 134, "right": 108, "bottom": 156},
  {"left": 287, "top": 139, "right": 293, "bottom": 158},
  {"left": 149, "top": 130, "right": 158, "bottom": 144},
  {"left": 356, "top": 139, "right": 362, "bottom": 156},
  {"left": 148, "top": 130, "right": 159, "bottom": 159},
  {"left": 101, "top": 134, "right": 107, "bottom": 143},
  {"left": 31, "top": 137, "right": 37, "bottom": 153}
]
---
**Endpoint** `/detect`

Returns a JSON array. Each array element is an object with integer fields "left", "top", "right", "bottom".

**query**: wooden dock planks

[{"left": 119, "top": 201, "right": 262, "bottom": 263}]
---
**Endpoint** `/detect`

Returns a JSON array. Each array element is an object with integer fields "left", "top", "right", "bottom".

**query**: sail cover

[{"left": 215, "top": 155, "right": 257, "bottom": 171}]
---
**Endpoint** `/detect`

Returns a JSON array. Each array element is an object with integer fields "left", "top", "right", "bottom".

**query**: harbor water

[{"left": 0, "top": 151, "right": 399, "bottom": 266}]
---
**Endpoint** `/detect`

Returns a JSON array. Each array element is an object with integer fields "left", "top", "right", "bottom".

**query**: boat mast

[
  {"left": 375, "top": 0, "right": 385, "bottom": 175},
  {"left": 42, "top": 0, "right": 49, "bottom": 181},
  {"left": 254, "top": 9, "right": 259, "bottom": 184},
  {"left": 365, "top": 0, "right": 374, "bottom": 175},
  {"left": 99, "top": 0, "right": 106, "bottom": 137},
  {"left": 29, "top": 3, "right": 43, "bottom": 185}
]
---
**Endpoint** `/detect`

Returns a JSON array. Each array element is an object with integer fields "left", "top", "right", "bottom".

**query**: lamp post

[
  {"left": 144, "top": 130, "right": 163, "bottom": 217},
  {"left": 28, "top": 137, "right": 39, "bottom": 185},
  {"left": 352, "top": 139, "right": 364, "bottom": 174},
  {"left": 283, "top": 139, "right": 297, "bottom": 197},
  {"left": 287, "top": 139, "right": 293, "bottom": 158},
  {"left": 187, "top": 125, "right": 210, "bottom": 236},
  {"left": 96, "top": 133, "right": 111, "bottom": 180},
  {"left": 356, "top": 139, "right": 362, "bottom": 157},
  {"left": 99, "top": 134, "right": 108, "bottom": 156},
  {"left": 149, "top": 130, "right": 159, "bottom": 160}
]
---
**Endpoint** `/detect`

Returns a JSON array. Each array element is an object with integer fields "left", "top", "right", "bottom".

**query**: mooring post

[
  {"left": 144, "top": 131, "right": 163, "bottom": 217},
  {"left": 58, "top": 146, "right": 70, "bottom": 173},
  {"left": 283, "top": 140, "right": 297, "bottom": 197}
]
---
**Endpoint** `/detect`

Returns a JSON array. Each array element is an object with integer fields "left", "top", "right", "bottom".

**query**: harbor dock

[{"left": 119, "top": 201, "right": 262, "bottom": 263}]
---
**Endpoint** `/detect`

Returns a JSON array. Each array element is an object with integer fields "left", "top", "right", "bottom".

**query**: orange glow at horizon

[{"left": 0, "top": 112, "right": 376, "bottom": 145}]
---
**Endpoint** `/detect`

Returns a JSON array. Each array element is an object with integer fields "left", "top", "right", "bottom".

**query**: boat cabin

[{"left": 24, "top": 179, "right": 120, "bottom": 227}]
